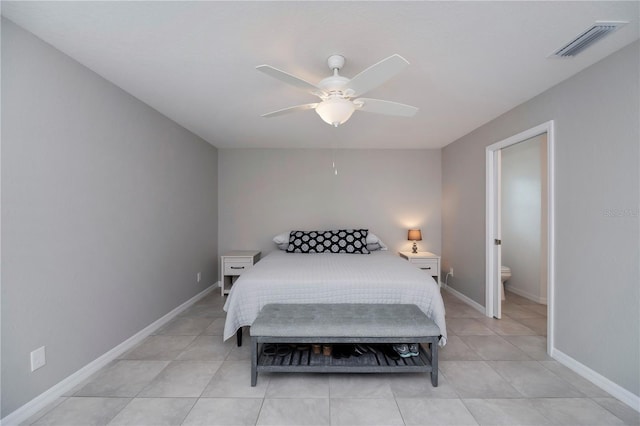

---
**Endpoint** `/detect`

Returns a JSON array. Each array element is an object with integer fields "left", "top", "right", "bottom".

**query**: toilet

[{"left": 500, "top": 266, "right": 512, "bottom": 301}]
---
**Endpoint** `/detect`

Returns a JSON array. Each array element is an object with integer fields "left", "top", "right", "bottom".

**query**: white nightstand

[
  {"left": 220, "top": 251, "right": 261, "bottom": 296},
  {"left": 399, "top": 251, "right": 441, "bottom": 286}
]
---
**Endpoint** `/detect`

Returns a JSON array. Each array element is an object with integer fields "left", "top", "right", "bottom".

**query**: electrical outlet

[
  {"left": 196, "top": 272, "right": 201, "bottom": 283},
  {"left": 30, "top": 346, "right": 46, "bottom": 372},
  {"left": 449, "top": 267, "right": 454, "bottom": 277}
]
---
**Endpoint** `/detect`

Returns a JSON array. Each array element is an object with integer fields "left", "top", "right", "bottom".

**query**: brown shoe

[{"left": 322, "top": 345, "right": 333, "bottom": 356}]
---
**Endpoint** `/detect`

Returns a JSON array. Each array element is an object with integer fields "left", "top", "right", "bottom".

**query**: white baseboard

[
  {"left": 443, "top": 285, "right": 486, "bottom": 314},
  {"left": 551, "top": 347, "right": 640, "bottom": 413},
  {"left": 505, "top": 285, "right": 547, "bottom": 305},
  {"left": 1, "top": 284, "right": 216, "bottom": 426}
]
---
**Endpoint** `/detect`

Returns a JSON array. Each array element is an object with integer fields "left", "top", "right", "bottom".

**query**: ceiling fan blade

[
  {"left": 261, "top": 103, "right": 318, "bottom": 118},
  {"left": 354, "top": 98, "right": 418, "bottom": 117},
  {"left": 345, "top": 54, "right": 410, "bottom": 97},
  {"left": 256, "top": 65, "right": 321, "bottom": 93}
]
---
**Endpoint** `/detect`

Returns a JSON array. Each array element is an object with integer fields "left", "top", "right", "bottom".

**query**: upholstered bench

[{"left": 249, "top": 303, "right": 441, "bottom": 386}]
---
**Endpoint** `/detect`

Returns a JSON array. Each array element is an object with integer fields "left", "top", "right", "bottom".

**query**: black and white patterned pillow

[{"left": 286, "top": 229, "right": 370, "bottom": 254}]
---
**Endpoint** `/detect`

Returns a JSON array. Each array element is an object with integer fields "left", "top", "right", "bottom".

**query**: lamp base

[{"left": 412, "top": 242, "right": 418, "bottom": 254}]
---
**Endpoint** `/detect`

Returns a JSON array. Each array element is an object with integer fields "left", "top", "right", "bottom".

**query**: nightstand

[
  {"left": 220, "top": 251, "right": 261, "bottom": 296},
  {"left": 399, "top": 251, "right": 441, "bottom": 286}
]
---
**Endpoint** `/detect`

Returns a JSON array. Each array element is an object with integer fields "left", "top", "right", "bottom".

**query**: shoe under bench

[{"left": 249, "top": 303, "right": 441, "bottom": 387}]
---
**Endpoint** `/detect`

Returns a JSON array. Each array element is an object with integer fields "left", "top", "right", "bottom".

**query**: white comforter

[{"left": 223, "top": 250, "right": 447, "bottom": 345}]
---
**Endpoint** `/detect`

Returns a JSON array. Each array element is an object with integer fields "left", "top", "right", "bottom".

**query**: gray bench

[{"left": 249, "top": 303, "right": 441, "bottom": 386}]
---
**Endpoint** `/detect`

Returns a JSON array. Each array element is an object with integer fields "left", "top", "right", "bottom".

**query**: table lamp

[{"left": 408, "top": 229, "right": 422, "bottom": 254}]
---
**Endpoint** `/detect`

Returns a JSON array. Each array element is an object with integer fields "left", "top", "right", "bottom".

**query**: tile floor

[{"left": 23, "top": 289, "right": 639, "bottom": 425}]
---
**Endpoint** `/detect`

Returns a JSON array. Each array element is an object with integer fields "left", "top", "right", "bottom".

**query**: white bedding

[{"left": 222, "top": 250, "right": 447, "bottom": 345}]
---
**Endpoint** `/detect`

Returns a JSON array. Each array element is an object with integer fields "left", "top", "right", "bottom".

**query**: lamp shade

[
  {"left": 315, "top": 98, "right": 356, "bottom": 127},
  {"left": 407, "top": 229, "right": 422, "bottom": 241}
]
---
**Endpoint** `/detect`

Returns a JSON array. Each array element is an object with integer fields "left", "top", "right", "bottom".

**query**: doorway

[{"left": 485, "top": 121, "right": 555, "bottom": 354}]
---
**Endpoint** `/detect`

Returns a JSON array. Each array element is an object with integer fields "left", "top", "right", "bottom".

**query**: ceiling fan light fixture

[{"left": 315, "top": 98, "right": 355, "bottom": 127}]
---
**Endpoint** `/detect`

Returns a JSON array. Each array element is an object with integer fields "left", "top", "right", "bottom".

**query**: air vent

[{"left": 553, "top": 21, "right": 628, "bottom": 57}]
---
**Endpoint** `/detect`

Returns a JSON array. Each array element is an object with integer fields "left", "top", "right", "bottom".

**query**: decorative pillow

[{"left": 287, "top": 229, "right": 370, "bottom": 254}]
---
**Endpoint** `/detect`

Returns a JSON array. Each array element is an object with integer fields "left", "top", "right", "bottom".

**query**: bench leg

[
  {"left": 251, "top": 337, "right": 258, "bottom": 387},
  {"left": 430, "top": 340, "right": 438, "bottom": 387},
  {"left": 236, "top": 328, "right": 243, "bottom": 347}
]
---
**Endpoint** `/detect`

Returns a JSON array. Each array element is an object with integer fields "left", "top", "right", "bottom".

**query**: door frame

[{"left": 485, "top": 120, "right": 555, "bottom": 354}]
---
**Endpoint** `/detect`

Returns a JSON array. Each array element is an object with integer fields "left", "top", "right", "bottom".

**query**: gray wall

[
  {"left": 1, "top": 19, "right": 218, "bottom": 416},
  {"left": 442, "top": 42, "right": 639, "bottom": 396},
  {"left": 218, "top": 149, "right": 441, "bottom": 258},
  {"left": 501, "top": 134, "right": 546, "bottom": 303}
]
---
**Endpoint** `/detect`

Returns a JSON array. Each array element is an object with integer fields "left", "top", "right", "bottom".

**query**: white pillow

[
  {"left": 366, "top": 233, "right": 379, "bottom": 244},
  {"left": 273, "top": 231, "right": 290, "bottom": 250},
  {"left": 273, "top": 231, "right": 290, "bottom": 245}
]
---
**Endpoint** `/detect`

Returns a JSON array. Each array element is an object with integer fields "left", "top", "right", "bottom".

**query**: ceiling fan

[{"left": 257, "top": 54, "right": 419, "bottom": 127}]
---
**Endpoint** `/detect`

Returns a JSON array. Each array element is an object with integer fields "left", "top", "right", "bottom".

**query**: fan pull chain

[{"left": 331, "top": 150, "right": 338, "bottom": 176}]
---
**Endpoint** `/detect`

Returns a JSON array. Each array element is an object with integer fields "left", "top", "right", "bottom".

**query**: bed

[{"left": 222, "top": 249, "right": 447, "bottom": 346}]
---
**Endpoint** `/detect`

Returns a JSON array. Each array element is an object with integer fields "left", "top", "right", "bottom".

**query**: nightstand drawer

[
  {"left": 224, "top": 260, "right": 253, "bottom": 276},
  {"left": 410, "top": 258, "right": 438, "bottom": 273}
]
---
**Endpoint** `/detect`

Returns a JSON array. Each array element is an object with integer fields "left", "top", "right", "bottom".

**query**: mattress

[{"left": 222, "top": 250, "right": 447, "bottom": 345}]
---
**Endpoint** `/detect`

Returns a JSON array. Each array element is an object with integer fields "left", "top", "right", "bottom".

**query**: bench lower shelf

[{"left": 252, "top": 341, "right": 438, "bottom": 386}]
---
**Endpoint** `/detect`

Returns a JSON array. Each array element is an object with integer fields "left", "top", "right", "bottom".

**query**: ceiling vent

[{"left": 553, "top": 21, "right": 628, "bottom": 57}]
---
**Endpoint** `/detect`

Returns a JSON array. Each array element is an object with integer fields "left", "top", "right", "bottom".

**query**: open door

[
  {"left": 486, "top": 149, "right": 502, "bottom": 319},
  {"left": 485, "top": 120, "right": 555, "bottom": 355}
]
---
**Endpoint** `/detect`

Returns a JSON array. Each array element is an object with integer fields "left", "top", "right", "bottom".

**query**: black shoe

[
  {"left": 380, "top": 344, "right": 401, "bottom": 361},
  {"left": 333, "top": 344, "right": 351, "bottom": 359}
]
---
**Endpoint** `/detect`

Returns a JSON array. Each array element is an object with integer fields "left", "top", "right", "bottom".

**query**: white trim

[
  {"left": 551, "top": 348, "right": 640, "bottom": 413},
  {"left": 443, "top": 286, "right": 485, "bottom": 314},
  {"left": 485, "top": 120, "right": 555, "bottom": 356},
  {"left": 0, "top": 285, "right": 216, "bottom": 426},
  {"left": 504, "top": 285, "right": 547, "bottom": 305}
]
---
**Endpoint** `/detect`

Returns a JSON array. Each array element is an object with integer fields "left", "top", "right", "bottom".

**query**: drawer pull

[
  {"left": 421, "top": 267, "right": 431, "bottom": 270},
  {"left": 230, "top": 266, "right": 245, "bottom": 270}
]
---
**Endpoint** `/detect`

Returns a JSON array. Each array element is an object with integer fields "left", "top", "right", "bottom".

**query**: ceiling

[{"left": 3, "top": 1, "right": 638, "bottom": 149}]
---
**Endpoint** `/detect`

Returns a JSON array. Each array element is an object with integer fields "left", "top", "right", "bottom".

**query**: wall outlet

[
  {"left": 449, "top": 267, "right": 454, "bottom": 277},
  {"left": 30, "top": 346, "right": 46, "bottom": 372},
  {"left": 196, "top": 272, "right": 201, "bottom": 283}
]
